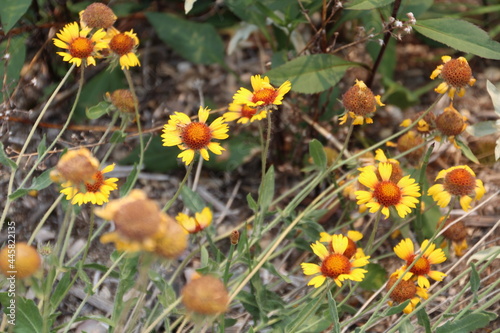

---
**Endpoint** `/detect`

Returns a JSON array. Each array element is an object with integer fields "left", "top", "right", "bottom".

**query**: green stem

[
  {"left": 28, "top": 194, "right": 64, "bottom": 245},
  {"left": 162, "top": 162, "right": 194, "bottom": 212}
]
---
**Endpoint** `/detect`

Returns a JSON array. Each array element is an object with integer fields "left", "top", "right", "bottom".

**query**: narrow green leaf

[
  {"left": 0, "top": 0, "right": 31, "bottom": 33},
  {"left": 119, "top": 163, "right": 138, "bottom": 196},
  {"left": 327, "top": 291, "right": 340, "bottom": 333},
  {"left": 345, "top": 0, "right": 395, "bottom": 10},
  {"left": 466, "top": 121, "right": 499, "bottom": 137},
  {"left": 266, "top": 54, "right": 356, "bottom": 94},
  {"left": 8, "top": 189, "right": 28, "bottom": 201},
  {"left": 180, "top": 185, "right": 206, "bottom": 213},
  {"left": 436, "top": 313, "right": 495, "bottom": 333},
  {"left": 258, "top": 166, "right": 275, "bottom": 208},
  {"left": 285, "top": 293, "right": 324, "bottom": 332},
  {"left": 0, "top": 141, "right": 17, "bottom": 170},
  {"left": 414, "top": 18, "right": 500, "bottom": 60},
  {"left": 309, "top": 139, "right": 327, "bottom": 170},
  {"left": 146, "top": 12, "right": 224, "bottom": 65},
  {"left": 468, "top": 246, "right": 500, "bottom": 264},
  {"left": 486, "top": 80, "right": 500, "bottom": 117},
  {"left": 110, "top": 130, "right": 127, "bottom": 144},
  {"left": 455, "top": 139, "right": 479, "bottom": 164},
  {"left": 50, "top": 271, "right": 73, "bottom": 311},
  {"left": 385, "top": 300, "right": 411, "bottom": 316},
  {"left": 3, "top": 296, "right": 43, "bottom": 333},
  {"left": 469, "top": 262, "right": 480, "bottom": 294},
  {"left": 86, "top": 101, "right": 111, "bottom": 120},
  {"left": 417, "top": 308, "right": 431, "bottom": 333},
  {"left": 37, "top": 135, "right": 47, "bottom": 158},
  {"left": 8, "top": 169, "right": 53, "bottom": 201},
  {"left": 246, "top": 193, "right": 258, "bottom": 211},
  {"left": 200, "top": 246, "right": 209, "bottom": 267}
]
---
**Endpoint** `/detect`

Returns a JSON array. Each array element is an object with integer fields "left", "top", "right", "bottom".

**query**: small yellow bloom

[
  {"left": 319, "top": 230, "right": 364, "bottom": 259},
  {"left": 161, "top": 106, "right": 229, "bottom": 165},
  {"left": 301, "top": 235, "right": 370, "bottom": 288},
  {"left": 223, "top": 102, "right": 267, "bottom": 124},
  {"left": 107, "top": 27, "right": 140, "bottom": 70},
  {"left": 53, "top": 22, "right": 108, "bottom": 67},
  {"left": 430, "top": 56, "right": 476, "bottom": 99},
  {"left": 428, "top": 165, "right": 485, "bottom": 211},
  {"left": 394, "top": 238, "right": 447, "bottom": 288},
  {"left": 355, "top": 162, "right": 421, "bottom": 219},
  {"left": 176, "top": 207, "right": 212, "bottom": 233},
  {"left": 339, "top": 79, "right": 384, "bottom": 125},
  {"left": 232, "top": 75, "right": 291, "bottom": 109}
]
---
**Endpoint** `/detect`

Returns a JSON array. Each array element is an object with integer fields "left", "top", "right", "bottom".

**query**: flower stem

[{"left": 162, "top": 162, "right": 194, "bottom": 212}]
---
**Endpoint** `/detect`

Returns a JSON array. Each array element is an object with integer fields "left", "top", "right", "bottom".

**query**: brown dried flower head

[
  {"left": 396, "top": 130, "right": 425, "bottom": 162},
  {"left": 182, "top": 275, "right": 229, "bottom": 315},
  {"left": 80, "top": 3, "right": 117, "bottom": 29},
  {"left": 54, "top": 148, "right": 99, "bottom": 184},
  {"left": 435, "top": 105, "right": 467, "bottom": 137},
  {"left": 108, "top": 89, "right": 135, "bottom": 113}
]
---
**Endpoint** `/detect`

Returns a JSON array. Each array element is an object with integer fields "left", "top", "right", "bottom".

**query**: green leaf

[
  {"left": 486, "top": 80, "right": 500, "bottom": 117},
  {"left": 0, "top": 141, "right": 17, "bottom": 170},
  {"left": 309, "top": 139, "right": 327, "bottom": 170},
  {"left": 468, "top": 246, "right": 500, "bottom": 264},
  {"left": 455, "top": 139, "right": 479, "bottom": 164},
  {"left": 119, "top": 163, "right": 139, "bottom": 197},
  {"left": 414, "top": 18, "right": 500, "bottom": 60},
  {"left": 345, "top": 0, "right": 394, "bottom": 10},
  {"left": 469, "top": 262, "right": 480, "bottom": 294},
  {"left": 0, "top": 294, "right": 43, "bottom": 333},
  {"left": 9, "top": 169, "right": 53, "bottom": 201},
  {"left": 436, "top": 312, "right": 496, "bottom": 333},
  {"left": 86, "top": 101, "right": 112, "bottom": 120},
  {"left": 0, "top": 0, "right": 31, "bottom": 33},
  {"left": 200, "top": 246, "right": 209, "bottom": 267},
  {"left": 466, "top": 121, "right": 499, "bottom": 137},
  {"left": 37, "top": 135, "right": 47, "bottom": 158},
  {"left": 110, "top": 130, "right": 127, "bottom": 144},
  {"left": 180, "top": 185, "right": 206, "bottom": 213},
  {"left": 50, "top": 270, "right": 73, "bottom": 311},
  {"left": 285, "top": 293, "right": 324, "bottom": 332},
  {"left": 203, "top": 133, "right": 260, "bottom": 171},
  {"left": 0, "top": 35, "right": 27, "bottom": 101},
  {"left": 385, "top": 300, "right": 411, "bottom": 316},
  {"left": 359, "top": 263, "right": 387, "bottom": 291},
  {"left": 258, "top": 166, "right": 275, "bottom": 208},
  {"left": 417, "top": 308, "right": 431, "bottom": 333},
  {"left": 146, "top": 12, "right": 224, "bottom": 65},
  {"left": 327, "top": 292, "right": 340, "bottom": 333},
  {"left": 246, "top": 193, "right": 258, "bottom": 211},
  {"left": 266, "top": 54, "right": 356, "bottom": 94}
]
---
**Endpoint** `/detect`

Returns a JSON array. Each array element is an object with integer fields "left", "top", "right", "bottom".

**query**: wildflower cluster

[{"left": 53, "top": 3, "right": 140, "bottom": 69}]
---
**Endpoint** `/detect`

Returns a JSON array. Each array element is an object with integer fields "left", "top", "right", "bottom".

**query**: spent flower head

[
  {"left": 428, "top": 165, "right": 485, "bottom": 211},
  {"left": 232, "top": 75, "right": 291, "bottom": 109},
  {"left": 51, "top": 148, "right": 99, "bottom": 184},
  {"left": 182, "top": 275, "right": 229, "bottom": 315},
  {"left": 439, "top": 217, "right": 468, "bottom": 257},
  {"left": 53, "top": 22, "right": 108, "bottom": 67},
  {"left": 339, "top": 79, "right": 384, "bottom": 125},
  {"left": 394, "top": 238, "right": 447, "bottom": 288},
  {"left": 107, "top": 89, "right": 136, "bottom": 113},
  {"left": 435, "top": 104, "right": 467, "bottom": 146},
  {"left": 161, "top": 106, "right": 229, "bottom": 165},
  {"left": 80, "top": 3, "right": 117, "bottom": 29},
  {"left": 355, "top": 162, "right": 421, "bottom": 219},
  {"left": 301, "top": 235, "right": 370, "bottom": 288},
  {"left": 386, "top": 269, "right": 429, "bottom": 314},
  {"left": 430, "top": 56, "right": 476, "bottom": 99}
]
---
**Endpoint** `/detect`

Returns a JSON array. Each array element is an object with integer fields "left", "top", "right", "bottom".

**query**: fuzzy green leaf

[
  {"left": 436, "top": 312, "right": 496, "bottom": 333},
  {"left": 0, "top": 0, "right": 31, "bottom": 33},
  {"left": 414, "top": 18, "right": 500, "bottom": 60},
  {"left": 345, "top": 0, "right": 394, "bottom": 10},
  {"left": 0, "top": 294, "right": 43, "bottom": 333},
  {"left": 385, "top": 300, "right": 411, "bottom": 316},
  {"left": 86, "top": 101, "right": 111, "bottom": 120},
  {"left": 258, "top": 166, "right": 275, "bottom": 208},
  {"left": 266, "top": 54, "right": 356, "bottom": 94},
  {"left": 9, "top": 169, "right": 53, "bottom": 201},
  {"left": 146, "top": 12, "right": 224, "bottom": 65},
  {"left": 417, "top": 308, "right": 432, "bottom": 333},
  {"left": 466, "top": 121, "right": 499, "bottom": 137},
  {"left": 456, "top": 139, "right": 479, "bottom": 164},
  {"left": 180, "top": 185, "right": 206, "bottom": 213},
  {"left": 309, "top": 139, "right": 327, "bottom": 170}
]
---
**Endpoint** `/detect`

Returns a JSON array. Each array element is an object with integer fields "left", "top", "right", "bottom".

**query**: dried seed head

[
  {"left": 81, "top": 3, "right": 117, "bottom": 29},
  {"left": 113, "top": 198, "right": 162, "bottom": 240},
  {"left": 109, "top": 89, "right": 135, "bottom": 113},
  {"left": 436, "top": 107, "right": 466, "bottom": 136},
  {"left": 396, "top": 130, "right": 425, "bottom": 162},
  {"left": 55, "top": 148, "right": 99, "bottom": 184},
  {"left": 182, "top": 275, "right": 229, "bottom": 315},
  {"left": 386, "top": 275, "right": 417, "bottom": 303},
  {"left": 440, "top": 57, "right": 474, "bottom": 88},
  {"left": 440, "top": 217, "right": 467, "bottom": 242},
  {"left": 342, "top": 80, "right": 378, "bottom": 116}
]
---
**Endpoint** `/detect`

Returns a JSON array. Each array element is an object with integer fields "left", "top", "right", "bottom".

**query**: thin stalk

[
  {"left": 162, "top": 162, "right": 194, "bottom": 212},
  {"left": 28, "top": 194, "right": 64, "bottom": 245},
  {"left": 141, "top": 297, "right": 183, "bottom": 333}
]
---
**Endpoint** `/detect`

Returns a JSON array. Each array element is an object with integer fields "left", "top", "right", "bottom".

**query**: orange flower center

[
  {"left": 342, "top": 85, "right": 376, "bottom": 116},
  {"left": 109, "top": 33, "right": 135, "bottom": 56},
  {"left": 85, "top": 171, "right": 104, "bottom": 193},
  {"left": 181, "top": 122, "right": 212, "bottom": 150},
  {"left": 373, "top": 181, "right": 402, "bottom": 207},
  {"left": 69, "top": 37, "right": 94, "bottom": 59},
  {"left": 443, "top": 168, "right": 476, "bottom": 196},
  {"left": 407, "top": 255, "right": 430, "bottom": 276},
  {"left": 321, "top": 253, "right": 351, "bottom": 278},
  {"left": 252, "top": 88, "right": 277, "bottom": 105},
  {"left": 240, "top": 105, "right": 257, "bottom": 118},
  {"left": 441, "top": 58, "right": 472, "bottom": 87},
  {"left": 387, "top": 275, "right": 417, "bottom": 303}
]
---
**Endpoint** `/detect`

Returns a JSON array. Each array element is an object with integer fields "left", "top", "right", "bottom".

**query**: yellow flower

[
  {"left": 223, "top": 102, "right": 267, "bottom": 124},
  {"left": 386, "top": 269, "right": 429, "bottom": 314},
  {"left": 428, "top": 165, "right": 485, "bottom": 211},
  {"left": 161, "top": 106, "right": 229, "bottom": 165},
  {"left": 60, "top": 163, "right": 118, "bottom": 206},
  {"left": 53, "top": 22, "right": 108, "bottom": 67},
  {"left": 339, "top": 79, "right": 384, "bottom": 125},
  {"left": 319, "top": 230, "right": 364, "bottom": 259},
  {"left": 107, "top": 27, "right": 140, "bottom": 70},
  {"left": 232, "top": 75, "right": 291, "bottom": 109},
  {"left": 394, "top": 238, "right": 447, "bottom": 288},
  {"left": 301, "top": 235, "right": 370, "bottom": 288},
  {"left": 176, "top": 207, "right": 213, "bottom": 233},
  {"left": 430, "top": 56, "right": 476, "bottom": 99},
  {"left": 355, "top": 162, "right": 421, "bottom": 219}
]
